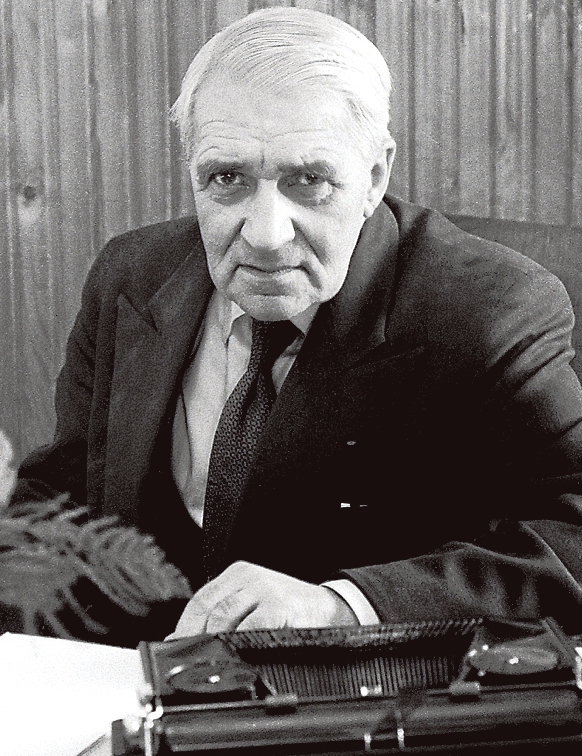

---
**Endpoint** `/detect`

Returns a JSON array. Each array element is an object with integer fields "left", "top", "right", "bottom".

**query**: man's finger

[
  {"left": 206, "top": 590, "right": 259, "bottom": 634},
  {"left": 171, "top": 591, "right": 222, "bottom": 637},
  {"left": 192, "top": 561, "right": 253, "bottom": 606},
  {"left": 235, "top": 606, "right": 286, "bottom": 631},
  {"left": 171, "top": 584, "right": 254, "bottom": 637}
]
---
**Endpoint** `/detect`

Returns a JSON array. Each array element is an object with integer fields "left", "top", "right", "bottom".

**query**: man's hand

[{"left": 167, "top": 561, "right": 359, "bottom": 638}]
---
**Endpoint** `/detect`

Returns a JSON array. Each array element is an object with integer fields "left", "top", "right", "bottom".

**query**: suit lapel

[{"left": 104, "top": 246, "right": 214, "bottom": 522}]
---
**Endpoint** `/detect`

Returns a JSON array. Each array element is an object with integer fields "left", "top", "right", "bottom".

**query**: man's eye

[
  {"left": 211, "top": 171, "right": 244, "bottom": 187},
  {"left": 293, "top": 173, "right": 324, "bottom": 187},
  {"left": 285, "top": 172, "right": 333, "bottom": 203}
]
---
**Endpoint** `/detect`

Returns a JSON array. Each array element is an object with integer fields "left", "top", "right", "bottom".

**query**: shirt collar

[{"left": 213, "top": 290, "right": 319, "bottom": 344}]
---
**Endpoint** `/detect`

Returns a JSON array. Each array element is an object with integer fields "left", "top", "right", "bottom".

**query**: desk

[
  {"left": 0, "top": 633, "right": 143, "bottom": 756},
  {"left": 3, "top": 632, "right": 581, "bottom": 756}
]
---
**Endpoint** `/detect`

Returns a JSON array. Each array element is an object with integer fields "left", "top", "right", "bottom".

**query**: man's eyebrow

[
  {"left": 195, "top": 158, "right": 246, "bottom": 183},
  {"left": 194, "top": 157, "right": 340, "bottom": 184},
  {"left": 279, "top": 160, "right": 339, "bottom": 180}
]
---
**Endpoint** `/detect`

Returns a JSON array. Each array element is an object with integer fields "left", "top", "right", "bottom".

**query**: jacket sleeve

[{"left": 342, "top": 262, "right": 582, "bottom": 633}]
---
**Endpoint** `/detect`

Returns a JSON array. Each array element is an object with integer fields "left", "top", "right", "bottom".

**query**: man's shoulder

[
  {"left": 382, "top": 195, "right": 571, "bottom": 358},
  {"left": 102, "top": 215, "right": 203, "bottom": 266},
  {"left": 385, "top": 195, "right": 544, "bottom": 277},
  {"left": 384, "top": 194, "right": 560, "bottom": 299},
  {"left": 88, "top": 215, "right": 206, "bottom": 301}
]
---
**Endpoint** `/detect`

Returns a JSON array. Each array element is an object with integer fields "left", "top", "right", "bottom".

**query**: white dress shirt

[{"left": 172, "top": 290, "right": 379, "bottom": 625}]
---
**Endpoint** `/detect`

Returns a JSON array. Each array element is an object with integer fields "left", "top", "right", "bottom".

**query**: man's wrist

[
  {"left": 322, "top": 579, "right": 380, "bottom": 625},
  {"left": 321, "top": 585, "right": 359, "bottom": 626}
]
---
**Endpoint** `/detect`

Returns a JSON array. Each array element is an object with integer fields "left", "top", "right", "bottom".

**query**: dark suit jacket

[{"left": 14, "top": 195, "right": 582, "bottom": 637}]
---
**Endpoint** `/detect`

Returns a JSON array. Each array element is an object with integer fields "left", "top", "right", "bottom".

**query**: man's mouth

[{"left": 239, "top": 264, "right": 300, "bottom": 276}]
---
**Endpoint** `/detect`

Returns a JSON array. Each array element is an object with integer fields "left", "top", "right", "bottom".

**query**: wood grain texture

[
  {"left": 533, "top": 0, "right": 572, "bottom": 225},
  {"left": 574, "top": 0, "right": 582, "bottom": 228},
  {"left": 0, "top": 0, "right": 22, "bottom": 459},
  {"left": 411, "top": 0, "right": 462, "bottom": 213},
  {"left": 375, "top": 0, "right": 414, "bottom": 202},
  {"left": 0, "top": 0, "right": 580, "bottom": 460},
  {"left": 492, "top": 0, "right": 535, "bottom": 221},
  {"left": 457, "top": 0, "right": 493, "bottom": 218}
]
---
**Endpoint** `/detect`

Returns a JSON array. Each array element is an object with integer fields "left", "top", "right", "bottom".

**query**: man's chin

[{"left": 231, "top": 292, "right": 314, "bottom": 322}]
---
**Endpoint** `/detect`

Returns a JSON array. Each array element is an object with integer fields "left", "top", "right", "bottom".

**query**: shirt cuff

[{"left": 322, "top": 579, "right": 380, "bottom": 625}]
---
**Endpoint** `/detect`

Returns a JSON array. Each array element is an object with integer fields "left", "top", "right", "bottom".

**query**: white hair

[{"left": 170, "top": 7, "right": 394, "bottom": 162}]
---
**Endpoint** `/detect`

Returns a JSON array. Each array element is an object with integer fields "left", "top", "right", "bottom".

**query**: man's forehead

[
  {"left": 192, "top": 98, "right": 356, "bottom": 175},
  {"left": 195, "top": 118, "right": 340, "bottom": 142},
  {"left": 192, "top": 121, "right": 352, "bottom": 171},
  {"left": 194, "top": 74, "right": 352, "bottom": 138},
  {"left": 187, "top": 73, "right": 371, "bottom": 181},
  {"left": 194, "top": 121, "right": 344, "bottom": 151}
]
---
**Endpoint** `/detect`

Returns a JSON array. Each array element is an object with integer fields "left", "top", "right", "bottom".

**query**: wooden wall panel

[
  {"left": 374, "top": 0, "right": 415, "bottom": 202},
  {"left": 0, "top": 0, "right": 21, "bottom": 457},
  {"left": 216, "top": 1, "right": 246, "bottom": 31},
  {"left": 457, "top": 0, "right": 493, "bottom": 218},
  {"left": 534, "top": 0, "right": 573, "bottom": 225},
  {"left": 574, "top": 0, "right": 582, "bottom": 228},
  {"left": 492, "top": 0, "right": 535, "bottom": 221},
  {"left": 92, "top": 1, "right": 136, "bottom": 240},
  {"left": 0, "top": 0, "right": 580, "bottom": 461},
  {"left": 1, "top": 0, "right": 66, "bottom": 457},
  {"left": 411, "top": 0, "right": 462, "bottom": 213}
]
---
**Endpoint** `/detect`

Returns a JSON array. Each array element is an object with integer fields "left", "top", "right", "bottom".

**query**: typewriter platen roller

[{"left": 113, "top": 617, "right": 582, "bottom": 755}]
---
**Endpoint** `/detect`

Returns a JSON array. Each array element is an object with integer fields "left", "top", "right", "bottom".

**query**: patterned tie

[{"left": 202, "top": 318, "right": 299, "bottom": 581}]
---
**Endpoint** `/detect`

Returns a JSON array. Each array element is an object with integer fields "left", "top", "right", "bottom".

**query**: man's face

[{"left": 190, "top": 74, "right": 390, "bottom": 321}]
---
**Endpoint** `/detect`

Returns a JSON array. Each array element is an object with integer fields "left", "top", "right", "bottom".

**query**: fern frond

[{"left": 0, "top": 498, "right": 192, "bottom": 639}]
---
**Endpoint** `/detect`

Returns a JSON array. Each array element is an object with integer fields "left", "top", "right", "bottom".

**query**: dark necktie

[{"left": 202, "top": 318, "right": 299, "bottom": 581}]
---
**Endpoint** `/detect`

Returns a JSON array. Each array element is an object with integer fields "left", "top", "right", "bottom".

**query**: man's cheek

[
  {"left": 205, "top": 253, "right": 236, "bottom": 294},
  {"left": 198, "top": 210, "right": 239, "bottom": 251}
]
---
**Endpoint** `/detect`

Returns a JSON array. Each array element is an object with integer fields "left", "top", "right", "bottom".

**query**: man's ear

[{"left": 363, "top": 140, "right": 396, "bottom": 218}]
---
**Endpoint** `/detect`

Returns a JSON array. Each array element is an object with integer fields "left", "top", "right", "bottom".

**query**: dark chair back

[{"left": 448, "top": 215, "right": 582, "bottom": 382}]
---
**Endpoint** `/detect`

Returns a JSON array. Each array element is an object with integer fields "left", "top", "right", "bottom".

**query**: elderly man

[{"left": 13, "top": 8, "right": 582, "bottom": 641}]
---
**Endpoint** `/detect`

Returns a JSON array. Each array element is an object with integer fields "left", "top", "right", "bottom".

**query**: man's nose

[{"left": 240, "top": 181, "right": 295, "bottom": 251}]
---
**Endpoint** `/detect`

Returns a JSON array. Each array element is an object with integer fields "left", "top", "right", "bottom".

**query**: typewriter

[{"left": 113, "top": 617, "right": 582, "bottom": 755}]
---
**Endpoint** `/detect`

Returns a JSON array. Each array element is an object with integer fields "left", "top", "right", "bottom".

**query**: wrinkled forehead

[
  {"left": 200, "top": 71, "right": 349, "bottom": 121},
  {"left": 191, "top": 72, "right": 359, "bottom": 152},
  {"left": 189, "top": 73, "right": 366, "bottom": 179}
]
